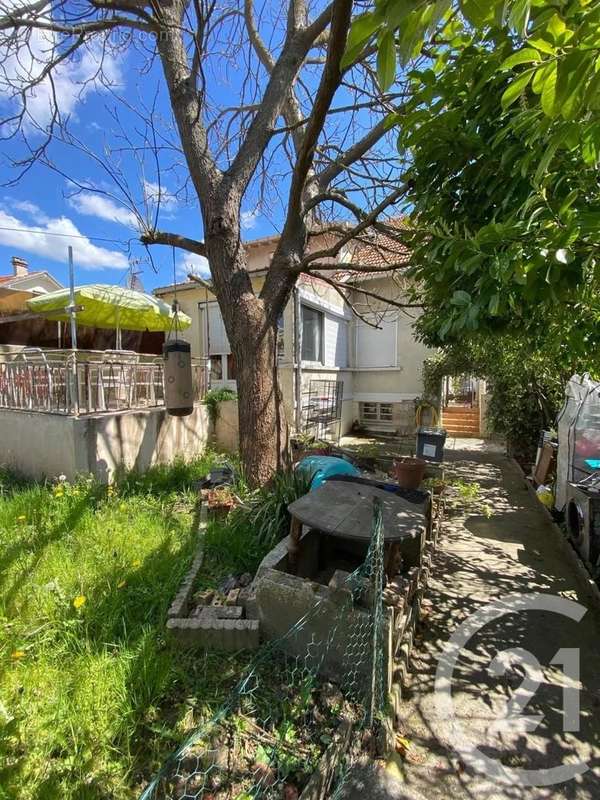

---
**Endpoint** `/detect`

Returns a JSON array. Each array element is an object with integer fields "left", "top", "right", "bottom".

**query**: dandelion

[
  {"left": 10, "top": 650, "right": 25, "bottom": 660},
  {"left": 58, "top": 474, "right": 67, "bottom": 483},
  {"left": 131, "top": 559, "right": 141, "bottom": 568},
  {"left": 16, "top": 515, "right": 26, "bottom": 523},
  {"left": 73, "top": 595, "right": 86, "bottom": 609},
  {"left": 117, "top": 580, "right": 126, "bottom": 589}
]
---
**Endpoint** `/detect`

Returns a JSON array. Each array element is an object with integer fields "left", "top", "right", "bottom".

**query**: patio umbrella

[{"left": 27, "top": 284, "right": 191, "bottom": 333}]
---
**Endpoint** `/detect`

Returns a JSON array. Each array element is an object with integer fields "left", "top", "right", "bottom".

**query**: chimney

[{"left": 11, "top": 256, "right": 28, "bottom": 277}]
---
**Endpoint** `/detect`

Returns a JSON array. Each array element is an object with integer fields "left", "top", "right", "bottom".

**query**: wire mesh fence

[{"left": 141, "top": 499, "right": 386, "bottom": 800}]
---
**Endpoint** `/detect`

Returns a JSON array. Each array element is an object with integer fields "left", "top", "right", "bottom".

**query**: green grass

[{"left": 0, "top": 456, "right": 248, "bottom": 800}]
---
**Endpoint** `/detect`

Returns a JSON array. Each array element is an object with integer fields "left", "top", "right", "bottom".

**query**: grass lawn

[{"left": 0, "top": 455, "right": 250, "bottom": 800}]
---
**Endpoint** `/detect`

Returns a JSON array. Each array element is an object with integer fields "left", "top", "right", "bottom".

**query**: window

[
  {"left": 324, "top": 315, "right": 348, "bottom": 368},
  {"left": 207, "top": 303, "right": 230, "bottom": 355},
  {"left": 360, "top": 402, "right": 395, "bottom": 425},
  {"left": 210, "top": 356, "right": 223, "bottom": 381},
  {"left": 301, "top": 305, "right": 323, "bottom": 363}
]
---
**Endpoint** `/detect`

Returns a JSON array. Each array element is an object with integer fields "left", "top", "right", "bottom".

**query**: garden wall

[{"left": 0, "top": 404, "right": 213, "bottom": 482}]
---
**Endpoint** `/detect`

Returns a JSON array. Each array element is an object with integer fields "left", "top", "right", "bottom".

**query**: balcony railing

[{"left": 0, "top": 348, "right": 208, "bottom": 416}]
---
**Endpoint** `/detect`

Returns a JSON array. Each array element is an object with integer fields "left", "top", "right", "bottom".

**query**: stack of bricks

[
  {"left": 167, "top": 588, "right": 260, "bottom": 651},
  {"left": 166, "top": 500, "right": 260, "bottom": 651}
]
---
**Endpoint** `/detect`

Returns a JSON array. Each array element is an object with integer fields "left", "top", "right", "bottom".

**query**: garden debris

[
  {"left": 204, "top": 487, "right": 238, "bottom": 514},
  {"left": 225, "top": 588, "right": 241, "bottom": 606},
  {"left": 155, "top": 669, "right": 356, "bottom": 800},
  {"left": 319, "top": 682, "right": 344, "bottom": 713},
  {"left": 198, "top": 464, "right": 236, "bottom": 490}
]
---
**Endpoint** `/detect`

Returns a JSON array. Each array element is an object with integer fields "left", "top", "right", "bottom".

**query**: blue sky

[
  {"left": 0, "top": 26, "right": 276, "bottom": 291},
  {"left": 0, "top": 4, "right": 396, "bottom": 293}
]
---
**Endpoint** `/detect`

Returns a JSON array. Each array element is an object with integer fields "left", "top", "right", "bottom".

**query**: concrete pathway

[{"left": 343, "top": 439, "right": 600, "bottom": 799}]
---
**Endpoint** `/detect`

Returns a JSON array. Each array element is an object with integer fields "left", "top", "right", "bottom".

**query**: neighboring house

[
  {"left": 154, "top": 228, "right": 435, "bottom": 436},
  {"left": 0, "top": 256, "right": 63, "bottom": 314}
]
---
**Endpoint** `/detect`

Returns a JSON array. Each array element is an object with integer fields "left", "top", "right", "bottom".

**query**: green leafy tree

[{"left": 345, "top": 0, "right": 600, "bottom": 344}]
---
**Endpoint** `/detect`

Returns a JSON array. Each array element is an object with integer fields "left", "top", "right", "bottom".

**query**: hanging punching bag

[{"left": 163, "top": 340, "right": 193, "bottom": 416}]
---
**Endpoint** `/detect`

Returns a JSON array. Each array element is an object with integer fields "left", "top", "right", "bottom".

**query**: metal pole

[{"left": 68, "top": 246, "right": 77, "bottom": 349}]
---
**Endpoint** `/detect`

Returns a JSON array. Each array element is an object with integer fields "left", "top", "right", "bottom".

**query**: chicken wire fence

[{"left": 141, "top": 499, "right": 386, "bottom": 800}]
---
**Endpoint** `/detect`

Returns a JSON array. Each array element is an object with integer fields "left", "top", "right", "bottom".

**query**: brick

[
  {"left": 193, "top": 589, "right": 215, "bottom": 606},
  {"left": 225, "top": 588, "right": 241, "bottom": 606},
  {"left": 198, "top": 605, "right": 243, "bottom": 621}
]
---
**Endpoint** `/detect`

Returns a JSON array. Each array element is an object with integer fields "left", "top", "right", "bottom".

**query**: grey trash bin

[{"left": 416, "top": 426, "right": 447, "bottom": 462}]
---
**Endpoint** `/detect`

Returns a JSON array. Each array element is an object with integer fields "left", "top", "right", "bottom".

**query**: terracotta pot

[{"left": 392, "top": 457, "right": 426, "bottom": 490}]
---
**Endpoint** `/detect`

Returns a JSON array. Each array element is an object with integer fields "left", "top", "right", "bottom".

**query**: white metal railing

[{"left": 0, "top": 349, "right": 208, "bottom": 415}]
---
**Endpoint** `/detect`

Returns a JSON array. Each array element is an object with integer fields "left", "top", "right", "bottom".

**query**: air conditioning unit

[{"left": 565, "top": 481, "right": 600, "bottom": 573}]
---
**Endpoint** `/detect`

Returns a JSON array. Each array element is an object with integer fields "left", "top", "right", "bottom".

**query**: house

[
  {"left": 0, "top": 256, "right": 63, "bottom": 313},
  {"left": 154, "top": 228, "right": 435, "bottom": 437}
]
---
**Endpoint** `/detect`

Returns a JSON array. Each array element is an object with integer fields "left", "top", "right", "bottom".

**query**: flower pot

[{"left": 392, "top": 457, "right": 426, "bottom": 490}]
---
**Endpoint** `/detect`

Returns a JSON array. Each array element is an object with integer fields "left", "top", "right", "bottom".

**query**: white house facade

[{"left": 154, "top": 230, "right": 435, "bottom": 436}]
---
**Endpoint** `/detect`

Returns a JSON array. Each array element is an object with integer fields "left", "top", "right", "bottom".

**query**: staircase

[{"left": 442, "top": 405, "right": 480, "bottom": 437}]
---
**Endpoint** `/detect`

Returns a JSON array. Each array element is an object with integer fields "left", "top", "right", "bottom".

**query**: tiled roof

[
  {"left": 344, "top": 219, "right": 411, "bottom": 270},
  {"left": 154, "top": 220, "right": 412, "bottom": 295},
  {"left": 0, "top": 271, "right": 44, "bottom": 286}
]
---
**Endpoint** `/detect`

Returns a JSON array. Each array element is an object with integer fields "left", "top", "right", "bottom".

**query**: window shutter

[
  {"left": 207, "top": 304, "right": 230, "bottom": 355},
  {"left": 324, "top": 314, "right": 348, "bottom": 368},
  {"left": 356, "top": 318, "right": 396, "bottom": 368}
]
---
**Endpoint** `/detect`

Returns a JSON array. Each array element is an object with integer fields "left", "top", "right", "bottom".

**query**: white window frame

[
  {"left": 301, "top": 303, "right": 324, "bottom": 365},
  {"left": 360, "top": 401, "right": 395, "bottom": 426}
]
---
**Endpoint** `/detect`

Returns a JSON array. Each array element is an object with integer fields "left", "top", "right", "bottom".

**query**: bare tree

[{"left": 0, "top": 0, "right": 417, "bottom": 485}]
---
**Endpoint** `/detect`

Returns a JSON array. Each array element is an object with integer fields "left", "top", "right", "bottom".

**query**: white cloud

[
  {"left": 241, "top": 209, "right": 258, "bottom": 231},
  {"left": 0, "top": 3, "right": 123, "bottom": 131},
  {"left": 67, "top": 192, "right": 138, "bottom": 228},
  {"left": 143, "top": 180, "right": 178, "bottom": 213},
  {"left": 178, "top": 251, "right": 210, "bottom": 280},
  {"left": 0, "top": 207, "right": 127, "bottom": 270},
  {"left": 8, "top": 199, "right": 47, "bottom": 220}
]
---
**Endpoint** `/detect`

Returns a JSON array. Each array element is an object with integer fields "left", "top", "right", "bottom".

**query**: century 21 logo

[{"left": 433, "top": 593, "right": 588, "bottom": 787}]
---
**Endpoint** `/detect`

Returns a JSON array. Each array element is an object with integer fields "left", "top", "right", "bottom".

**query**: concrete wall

[
  {"left": 214, "top": 399, "right": 239, "bottom": 452},
  {"left": 0, "top": 405, "right": 213, "bottom": 482},
  {"left": 0, "top": 409, "right": 82, "bottom": 480}
]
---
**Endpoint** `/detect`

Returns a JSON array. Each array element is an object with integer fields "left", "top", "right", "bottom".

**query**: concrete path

[{"left": 343, "top": 439, "right": 600, "bottom": 799}]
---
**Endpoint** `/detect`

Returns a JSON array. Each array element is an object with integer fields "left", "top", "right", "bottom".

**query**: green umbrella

[{"left": 27, "top": 284, "right": 191, "bottom": 333}]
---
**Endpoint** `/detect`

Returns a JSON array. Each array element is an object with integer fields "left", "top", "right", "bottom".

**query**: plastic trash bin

[
  {"left": 416, "top": 426, "right": 447, "bottom": 462},
  {"left": 296, "top": 455, "right": 360, "bottom": 490}
]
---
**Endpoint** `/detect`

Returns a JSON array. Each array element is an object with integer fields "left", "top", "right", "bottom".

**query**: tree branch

[{"left": 140, "top": 230, "right": 207, "bottom": 257}]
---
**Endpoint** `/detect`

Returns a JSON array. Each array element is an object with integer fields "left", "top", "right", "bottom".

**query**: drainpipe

[{"left": 293, "top": 287, "right": 302, "bottom": 431}]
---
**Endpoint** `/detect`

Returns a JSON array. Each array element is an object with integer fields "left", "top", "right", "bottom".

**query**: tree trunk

[
  {"left": 206, "top": 217, "right": 292, "bottom": 487},
  {"left": 233, "top": 317, "right": 289, "bottom": 486}
]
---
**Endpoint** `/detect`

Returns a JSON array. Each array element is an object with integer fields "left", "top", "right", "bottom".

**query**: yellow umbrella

[{"left": 27, "top": 284, "right": 191, "bottom": 333}]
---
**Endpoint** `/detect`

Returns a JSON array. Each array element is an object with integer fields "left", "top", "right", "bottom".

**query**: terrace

[{"left": 0, "top": 348, "right": 211, "bottom": 482}]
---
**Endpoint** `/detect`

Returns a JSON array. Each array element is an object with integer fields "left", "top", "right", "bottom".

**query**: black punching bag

[{"left": 163, "top": 340, "right": 193, "bottom": 416}]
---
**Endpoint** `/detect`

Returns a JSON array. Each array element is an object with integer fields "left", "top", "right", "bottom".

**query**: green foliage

[
  {"left": 202, "top": 387, "right": 237, "bottom": 426},
  {"left": 426, "top": 331, "right": 589, "bottom": 463},
  {"left": 227, "top": 468, "right": 311, "bottom": 556},
  {"left": 348, "top": 0, "right": 600, "bottom": 345},
  {"left": 0, "top": 453, "right": 249, "bottom": 800}
]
